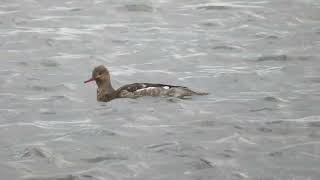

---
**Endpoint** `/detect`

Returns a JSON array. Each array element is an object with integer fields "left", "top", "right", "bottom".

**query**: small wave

[
  {"left": 182, "top": 2, "right": 266, "bottom": 10},
  {"left": 122, "top": 4, "right": 153, "bottom": 12},
  {"left": 146, "top": 142, "right": 178, "bottom": 149},
  {"left": 263, "top": 96, "right": 281, "bottom": 102},
  {"left": 40, "top": 109, "right": 56, "bottom": 115},
  {"left": 23, "top": 174, "right": 76, "bottom": 180},
  {"left": 40, "top": 60, "right": 60, "bottom": 67},
  {"left": 49, "top": 53, "right": 88, "bottom": 60},
  {"left": 20, "top": 146, "right": 73, "bottom": 168},
  {"left": 111, "top": 66, "right": 174, "bottom": 76},
  {"left": 197, "top": 5, "right": 230, "bottom": 10},
  {"left": 280, "top": 116, "right": 320, "bottom": 123},
  {"left": 173, "top": 52, "right": 208, "bottom": 59},
  {"left": 24, "top": 96, "right": 49, "bottom": 101},
  {"left": 34, "top": 119, "right": 91, "bottom": 125},
  {"left": 308, "top": 121, "right": 320, "bottom": 127},
  {"left": 31, "top": 119, "right": 93, "bottom": 130},
  {"left": 201, "top": 22, "right": 219, "bottom": 27},
  {"left": 27, "top": 83, "right": 78, "bottom": 92},
  {"left": 0, "top": 10, "right": 19, "bottom": 15},
  {"left": 71, "top": 128, "right": 118, "bottom": 136},
  {"left": 212, "top": 45, "right": 243, "bottom": 51},
  {"left": 31, "top": 16, "right": 64, "bottom": 21},
  {"left": 47, "top": 6, "right": 79, "bottom": 11},
  {"left": 249, "top": 107, "right": 274, "bottom": 112},
  {"left": 0, "top": 93, "right": 17, "bottom": 97},
  {"left": 192, "top": 158, "right": 215, "bottom": 170},
  {"left": 81, "top": 154, "right": 127, "bottom": 163},
  {"left": 50, "top": 95, "right": 84, "bottom": 103},
  {"left": 24, "top": 95, "right": 83, "bottom": 103},
  {"left": 257, "top": 54, "right": 288, "bottom": 61},
  {"left": 255, "top": 32, "right": 279, "bottom": 39}
]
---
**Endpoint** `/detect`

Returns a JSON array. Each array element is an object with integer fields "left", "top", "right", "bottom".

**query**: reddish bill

[{"left": 84, "top": 77, "right": 96, "bottom": 83}]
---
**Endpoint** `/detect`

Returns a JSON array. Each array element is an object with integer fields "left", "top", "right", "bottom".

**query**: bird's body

[{"left": 85, "top": 65, "right": 208, "bottom": 102}]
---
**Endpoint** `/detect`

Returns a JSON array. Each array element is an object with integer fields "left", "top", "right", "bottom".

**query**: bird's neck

[{"left": 96, "top": 79, "right": 115, "bottom": 95}]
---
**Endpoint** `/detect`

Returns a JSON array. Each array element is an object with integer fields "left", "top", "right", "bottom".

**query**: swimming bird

[{"left": 84, "top": 65, "right": 208, "bottom": 102}]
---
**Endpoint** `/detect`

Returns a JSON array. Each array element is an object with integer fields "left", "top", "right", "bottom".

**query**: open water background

[{"left": 0, "top": 0, "right": 320, "bottom": 179}]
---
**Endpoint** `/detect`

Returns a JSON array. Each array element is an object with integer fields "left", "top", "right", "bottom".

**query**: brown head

[{"left": 84, "top": 65, "right": 111, "bottom": 87}]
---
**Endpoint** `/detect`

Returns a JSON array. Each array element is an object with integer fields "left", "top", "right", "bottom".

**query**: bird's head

[{"left": 84, "top": 65, "right": 110, "bottom": 84}]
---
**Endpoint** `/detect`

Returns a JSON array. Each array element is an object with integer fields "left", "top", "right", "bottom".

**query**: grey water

[{"left": 0, "top": 0, "right": 320, "bottom": 179}]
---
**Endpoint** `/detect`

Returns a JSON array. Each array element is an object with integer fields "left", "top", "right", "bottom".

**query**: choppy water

[{"left": 1, "top": 0, "right": 320, "bottom": 179}]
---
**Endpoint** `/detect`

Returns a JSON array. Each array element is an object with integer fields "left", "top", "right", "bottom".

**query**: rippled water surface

[{"left": 1, "top": 0, "right": 320, "bottom": 179}]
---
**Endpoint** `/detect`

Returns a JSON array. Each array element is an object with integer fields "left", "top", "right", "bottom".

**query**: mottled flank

[{"left": 118, "top": 83, "right": 208, "bottom": 98}]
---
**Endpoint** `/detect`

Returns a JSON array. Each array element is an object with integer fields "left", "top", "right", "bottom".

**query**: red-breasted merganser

[{"left": 84, "top": 65, "right": 208, "bottom": 102}]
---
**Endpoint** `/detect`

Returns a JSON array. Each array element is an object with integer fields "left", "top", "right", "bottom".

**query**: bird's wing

[{"left": 118, "top": 83, "right": 182, "bottom": 92}]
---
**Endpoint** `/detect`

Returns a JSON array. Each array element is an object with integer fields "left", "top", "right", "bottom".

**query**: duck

[{"left": 84, "top": 65, "right": 208, "bottom": 102}]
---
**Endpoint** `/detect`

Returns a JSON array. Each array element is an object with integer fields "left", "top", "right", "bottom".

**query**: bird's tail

[
  {"left": 182, "top": 87, "right": 209, "bottom": 96},
  {"left": 191, "top": 90, "right": 209, "bottom": 96}
]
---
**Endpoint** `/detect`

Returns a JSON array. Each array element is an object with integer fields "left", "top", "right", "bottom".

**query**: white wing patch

[
  {"left": 135, "top": 87, "right": 155, "bottom": 92},
  {"left": 163, "top": 86, "right": 170, "bottom": 90}
]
